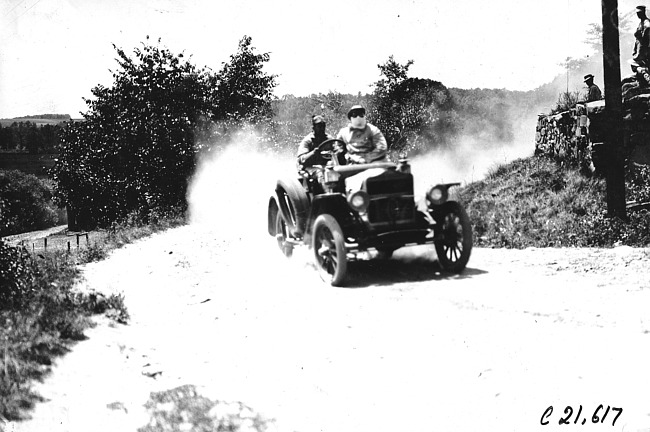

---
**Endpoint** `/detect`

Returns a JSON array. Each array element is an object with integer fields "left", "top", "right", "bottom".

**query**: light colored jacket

[{"left": 336, "top": 123, "right": 387, "bottom": 164}]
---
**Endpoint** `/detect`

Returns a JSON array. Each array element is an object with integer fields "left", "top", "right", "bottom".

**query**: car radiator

[{"left": 364, "top": 173, "right": 415, "bottom": 226}]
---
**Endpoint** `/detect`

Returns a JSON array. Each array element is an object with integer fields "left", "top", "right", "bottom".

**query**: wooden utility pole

[{"left": 601, "top": 0, "right": 627, "bottom": 218}]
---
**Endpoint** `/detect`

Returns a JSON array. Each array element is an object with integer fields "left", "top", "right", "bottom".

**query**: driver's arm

[{"left": 297, "top": 136, "right": 318, "bottom": 166}]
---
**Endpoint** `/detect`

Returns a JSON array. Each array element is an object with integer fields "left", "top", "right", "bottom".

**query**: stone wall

[{"left": 535, "top": 74, "right": 650, "bottom": 173}]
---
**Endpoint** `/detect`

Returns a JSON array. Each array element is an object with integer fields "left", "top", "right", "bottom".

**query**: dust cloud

[
  {"left": 187, "top": 116, "right": 538, "bottom": 234},
  {"left": 186, "top": 130, "right": 294, "bottom": 239},
  {"left": 409, "top": 116, "right": 537, "bottom": 197}
]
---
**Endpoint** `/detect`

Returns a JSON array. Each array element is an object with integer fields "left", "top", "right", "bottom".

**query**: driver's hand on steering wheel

[{"left": 347, "top": 154, "right": 366, "bottom": 164}]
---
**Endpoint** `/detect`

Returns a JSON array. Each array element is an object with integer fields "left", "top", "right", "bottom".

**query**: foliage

[
  {"left": 0, "top": 240, "right": 34, "bottom": 306},
  {"left": 270, "top": 92, "right": 370, "bottom": 152},
  {"left": 368, "top": 56, "right": 458, "bottom": 154},
  {"left": 51, "top": 36, "right": 276, "bottom": 229},
  {"left": 0, "top": 170, "right": 59, "bottom": 236},
  {"left": 457, "top": 155, "right": 650, "bottom": 248},
  {"left": 0, "top": 121, "right": 63, "bottom": 153},
  {"left": 139, "top": 384, "right": 272, "bottom": 432},
  {"left": 208, "top": 36, "right": 277, "bottom": 123},
  {"left": 551, "top": 90, "right": 583, "bottom": 114}
]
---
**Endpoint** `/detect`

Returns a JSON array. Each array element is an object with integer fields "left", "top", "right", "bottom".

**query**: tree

[
  {"left": 0, "top": 170, "right": 58, "bottom": 236},
  {"left": 209, "top": 36, "right": 277, "bottom": 123},
  {"left": 368, "top": 56, "right": 458, "bottom": 154},
  {"left": 51, "top": 36, "right": 276, "bottom": 228}
]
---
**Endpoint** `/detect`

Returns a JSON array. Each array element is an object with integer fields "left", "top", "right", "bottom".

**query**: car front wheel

[{"left": 312, "top": 214, "right": 348, "bottom": 286}]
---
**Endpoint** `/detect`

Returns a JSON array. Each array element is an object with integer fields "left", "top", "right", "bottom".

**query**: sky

[{"left": 0, "top": 0, "right": 642, "bottom": 118}]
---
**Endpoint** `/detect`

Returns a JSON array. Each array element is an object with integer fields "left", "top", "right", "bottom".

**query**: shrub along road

[{"left": 12, "top": 221, "right": 650, "bottom": 432}]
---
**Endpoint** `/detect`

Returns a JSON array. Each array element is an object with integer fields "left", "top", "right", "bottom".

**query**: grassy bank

[
  {"left": 0, "top": 210, "right": 186, "bottom": 420},
  {"left": 458, "top": 155, "right": 650, "bottom": 248}
]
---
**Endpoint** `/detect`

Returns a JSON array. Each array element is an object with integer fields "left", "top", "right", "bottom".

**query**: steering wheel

[{"left": 316, "top": 139, "right": 346, "bottom": 160}]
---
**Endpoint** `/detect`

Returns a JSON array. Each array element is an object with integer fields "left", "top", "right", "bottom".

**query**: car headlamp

[
  {"left": 324, "top": 169, "right": 340, "bottom": 183},
  {"left": 427, "top": 186, "right": 448, "bottom": 205},
  {"left": 348, "top": 190, "right": 370, "bottom": 212}
]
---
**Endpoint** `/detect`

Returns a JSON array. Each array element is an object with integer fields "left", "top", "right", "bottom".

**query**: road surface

[{"left": 13, "top": 221, "right": 650, "bottom": 432}]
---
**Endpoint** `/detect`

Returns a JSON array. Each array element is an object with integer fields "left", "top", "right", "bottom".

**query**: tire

[
  {"left": 312, "top": 214, "right": 348, "bottom": 286},
  {"left": 433, "top": 201, "right": 472, "bottom": 273},
  {"left": 276, "top": 178, "right": 310, "bottom": 237},
  {"left": 275, "top": 211, "right": 293, "bottom": 258}
]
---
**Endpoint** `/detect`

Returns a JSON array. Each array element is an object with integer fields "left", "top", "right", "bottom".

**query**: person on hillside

[
  {"left": 336, "top": 105, "right": 387, "bottom": 164},
  {"left": 296, "top": 115, "right": 335, "bottom": 168},
  {"left": 632, "top": 5, "right": 650, "bottom": 70},
  {"left": 582, "top": 74, "right": 602, "bottom": 102}
]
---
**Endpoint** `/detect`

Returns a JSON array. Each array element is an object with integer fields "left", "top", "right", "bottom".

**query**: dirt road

[
  {"left": 12, "top": 219, "right": 650, "bottom": 432},
  {"left": 12, "top": 148, "right": 650, "bottom": 432}
]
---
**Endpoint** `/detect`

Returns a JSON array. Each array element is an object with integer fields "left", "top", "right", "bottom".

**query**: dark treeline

[
  {"left": 272, "top": 86, "right": 553, "bottom": 156},
  {"left": 0, "top": 121, "right": 64, "bottom": 153}
]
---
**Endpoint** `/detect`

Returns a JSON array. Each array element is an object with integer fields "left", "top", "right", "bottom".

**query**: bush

[
  {"left": 0, "top": 170, "right": 59, "bottom": 236},
  {"left": 0, "top": 240, "right": 34, "bottom": 306}
]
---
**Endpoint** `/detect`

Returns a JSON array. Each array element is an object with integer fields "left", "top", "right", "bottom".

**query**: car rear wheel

[
  {"left": 275, "top": 211, "right": 293, "bottom": 258},
  {"left": 434, "top": 201, "right": 472, "bottom": 273},
  {"left": 312, "top": 214, "right": 348, "bottom": 286}
]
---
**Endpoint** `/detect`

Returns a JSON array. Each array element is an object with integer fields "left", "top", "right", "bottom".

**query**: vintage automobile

[{"left": 267, "top": 139, "right": 472, "bottom": 286}]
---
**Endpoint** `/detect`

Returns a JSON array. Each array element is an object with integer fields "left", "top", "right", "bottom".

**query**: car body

[{"left": 267, "top": 139, "right": 472, "bottom": 286}]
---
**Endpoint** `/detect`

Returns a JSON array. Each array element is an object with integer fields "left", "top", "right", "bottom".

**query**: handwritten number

[
  {"left": 574, "top": 405, "right": 582, "bottom": 424},
  {"left": 559, "top": 406, "right": 573, "bottom": 425},
  {"left": 592, "top": 404, "right": 603, "bottom": 423},
  {"left": 541, "top": 406, "right": 553, "bottom": 426},
  {"left": 601, "top": 405, "right": 610, "bottom": 423},
  {"left": 612, "top": 407, "right": 623, "bottom": 426},
  {"left": 542, "top": 404, "right": 622, "bottom": 426}
]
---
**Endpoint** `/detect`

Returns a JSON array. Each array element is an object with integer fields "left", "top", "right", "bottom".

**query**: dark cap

[
  {"left": 312, "top": 115, "right": 325, "bottom": 125},
  {"left": 637, "top": 5, "right": 646, "bottom": 11},
  {"left": 584, "top": 74, "right": 594, "bottom": 81},
  {"left": 347, "top": 105, "right": 366, "bottom": 119}
]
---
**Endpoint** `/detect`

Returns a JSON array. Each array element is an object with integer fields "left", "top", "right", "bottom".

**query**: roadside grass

[
  {"left": 457, "top": 155, "right": 650, "bottom": 248},
  {"left": 0, "top": 209, "right": 186, "bottom": 420}
]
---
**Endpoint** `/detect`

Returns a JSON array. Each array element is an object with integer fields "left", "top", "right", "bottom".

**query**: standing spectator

[
  {"left": 583, "top": 74, "right": 602, "bottom": 102},
  {"left": 632, "top": 5, "right": 650, "bottom": 69}
]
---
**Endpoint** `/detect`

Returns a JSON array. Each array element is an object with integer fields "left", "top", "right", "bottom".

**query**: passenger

[
  {"left": 296, "top": 115, "right": 335, "bottom": 168},
  {"left": 336, "top": 105, "right": 388, "bottom": 164}
]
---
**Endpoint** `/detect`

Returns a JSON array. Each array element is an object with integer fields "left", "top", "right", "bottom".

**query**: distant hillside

[{"left": 0, "top": 114, "right": 79, "bottom": 127}]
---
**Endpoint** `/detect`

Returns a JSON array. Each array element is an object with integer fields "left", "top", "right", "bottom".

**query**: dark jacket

[{"left": 297, "top": 132, "right": 334, "bottom": 167}]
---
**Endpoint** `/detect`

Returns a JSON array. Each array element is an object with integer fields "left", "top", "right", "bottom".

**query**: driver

[
  {"left": 297, "top": 115, "right": 335, "bottom": 168},
  {"left": 336, "top": 105, "right": 387, "bottom": 164}
]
